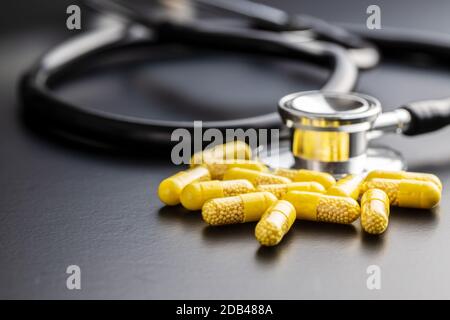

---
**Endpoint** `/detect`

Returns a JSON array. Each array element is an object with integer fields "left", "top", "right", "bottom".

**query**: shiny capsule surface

[
  {"left": 202, "top": 192, "right": 277, "bottom": 226},
  {"left": 362, "top": 178, "right": 441, "bottom": 209},
  {"left": 327, "top": 174, "right": 365, "bottom": 200},
  {"left": 223, "top": 168, "right": 291, "bottom": 185},
  {"left": 180, "top": 179, "right": 254, "bottom": 211},
  {"left": 190, "top": 141, "right": 251, "bottom": 166},
  {"left": 204, "top": 159, "right": 267, "bottom": 179},
  {"left": 256, "top": 181, "right": 325, "bottom": 199},
  {"left": 283, "top": 191, "right": 360, "bottom": 224},
  {"left": 255, "top": 200, "right": 296, "bottom": 246},
  {"left": 360, "top": 189, "right": 390, "bottom": 234},
  {"left": 158, "top": 166, "right": 211, "bottom": 206},
  {"left": 274, "top": 168, "right": 336, "bottom": 189},
  {"left": 366, "top": 170, "right": 442, "bottom": 190}
]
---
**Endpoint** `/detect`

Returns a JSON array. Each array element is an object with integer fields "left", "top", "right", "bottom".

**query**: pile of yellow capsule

[{"left": 158, "top": 141, "right": 443, "bottom": 246}]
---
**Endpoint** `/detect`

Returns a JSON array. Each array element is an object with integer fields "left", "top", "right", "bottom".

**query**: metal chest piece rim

[{"left": 260, "top": 91, "right": 406, "bottom": 177}]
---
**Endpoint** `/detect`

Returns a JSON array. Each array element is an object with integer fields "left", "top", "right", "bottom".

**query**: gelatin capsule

[
  {"left": 255, "top": 200, "right": 296, "bottom": 246},
  {"left": 327, "top": 174, "right": 365, "bottom": 200},
  {"left": 256, "top": 181, "right": 325, "bottom": 199},
  {"left": 274, "top": 168, "right": 336, "bottom": 189},
  {"left": 283, "top": 191, "right": 360, "bottom": 224},
  {"left": 204, "top": 159, "right": 267, "bottom": 179},
  {"left": 223, "top": 168, "right": 291, "bottom": 185},
  {"left": 273, "top": 168, "right": 299, "bottom": 180},
  {"left": 366, "top": 170, "right": 442, "bottom": 190},
  {"left": 190, "top": 141, "right": 251, "bottom": 166},
  {"left": 180, "top": 179, "right": 255, "bottom": 211},
  {"left": 158, "top": 166, "right": 211, "bottom": 206},
  {"left": 202, "top": 192, "right": 277, "bottom": 226},
  {"left": 361, "top": 178, "right": 441, "bottom": 209},
  {"left": 360, "top": 188, "right": 390, "bottom": 235}
]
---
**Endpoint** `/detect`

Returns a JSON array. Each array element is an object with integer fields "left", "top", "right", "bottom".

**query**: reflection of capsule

[
  {"left": 223, "top": 168, "right": 291, "bottom": 185},
  {"left": 158, "top": 166, "right": 211, "bottom": 205},
  {"left": 204, "top": 160, "right": 267, "bottom": 179},
  {"left": 202, "top": 192, "right": 277, "bottom": 226},
  {"left": 366, "top": 170, "right": 442, "bottom": 190},
  {"left": 361, "top": 178, "right": 441, "bottom": 209},
  {"left": 283, "top": 191, "right": 360, "bottom": 224},
  {"left": 292, "top": 126, "right": 350, "bottom": 162},
  {"left": 256, "top": 182, "right": 325, "bottom": 199},
  {"left": 274, "top": 168, "right": 336, "bottom": 189},
  {"left": 327, "top": 174, "right": 365, "bottom": 200},
  {"left": 255, "top": 200, "right": 296, "bottom": 246},
  {"left": 190, "top": 141, "right": 251, "bottom": 166},
  {"left": 361, "top": 189, "right": 390, "bottom": 235},
  {"left": 180, "top": 180, "right": 255, "bottom": 211}
]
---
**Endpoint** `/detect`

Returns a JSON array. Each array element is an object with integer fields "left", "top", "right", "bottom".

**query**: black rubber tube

[{"left": 19, "top": 21, "right": 357, "bottom": 149}]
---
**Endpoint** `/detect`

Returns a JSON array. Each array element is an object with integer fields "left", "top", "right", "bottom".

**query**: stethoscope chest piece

[{"left": 260, "top": 91, "right": 406, "bottom": 177}]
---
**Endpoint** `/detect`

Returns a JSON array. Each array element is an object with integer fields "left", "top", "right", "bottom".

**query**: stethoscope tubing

[
  {"left": 20, "top": 19, "right": 358, "bottom": 148},
  {"left": 19, "top": 2, "right": 450, "bottom": 149}
]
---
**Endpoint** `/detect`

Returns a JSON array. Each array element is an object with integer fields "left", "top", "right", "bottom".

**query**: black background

[{"left": 1, "top": 0, "right": 450, "bottom": 299}]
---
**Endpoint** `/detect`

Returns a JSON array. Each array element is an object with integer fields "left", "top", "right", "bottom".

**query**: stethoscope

[{"left": 20, "top": 0, "right": 450, "bottom": 176}]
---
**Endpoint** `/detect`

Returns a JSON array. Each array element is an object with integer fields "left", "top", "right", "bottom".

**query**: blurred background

[{"left": 1, "top": 0, "right": 450, "bottom": 299}]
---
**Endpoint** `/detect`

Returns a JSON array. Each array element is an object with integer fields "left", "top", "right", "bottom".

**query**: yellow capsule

[
  {"left": 256, "top": 182, "right": 325, "bottom": 199},
  {"left": 361, "top": 178, "right": 441, "bottom": 209},
  {"left": 190, "top": 141, "right": 251, "bottom": 166},
  {"left": 274, "top": 168, "right": 336, "bottom": 189},
  {"left": 223, "top": 168, "right": 291, "bottom": 185},
  {"left": 180, "top": 179, "right": 255, "bottom": 211},
  {"left": 202, "top": 192, "right": 277, "bottom": 226},
  {"left": 327, "top": 174, "right": 365, "bottom": 200},
  {"left": 283, "top": 191, "right": 360, "bottom": 224},
  {"left": 158, "top": 166, "right": 211, "bottom": 206},
  {"left": 204, "top": 159, "right": 267, "bottom": 180},
  {"left": 360, "top": 189, "right": 390, "bottom": 235},
  {"left": 255, "top": 200, "right": 296, "bottom": 246},
  {"left": 273, "top": 168, "right": 301, "bottom": 180},
  {"left": 366, "top": 170, "right": 442, "bottom": 191}
]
